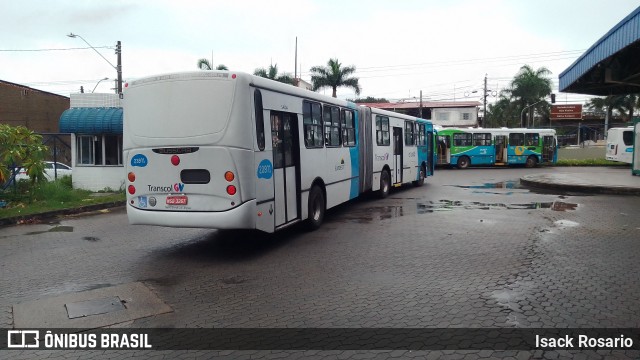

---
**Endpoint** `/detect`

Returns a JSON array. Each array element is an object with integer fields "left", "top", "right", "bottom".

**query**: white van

[{"left": 606, "top": 127, "right": 634, "bottom": 163}]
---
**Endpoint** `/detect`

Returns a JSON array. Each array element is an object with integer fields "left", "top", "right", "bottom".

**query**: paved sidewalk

[{"left": 521, "top": 166, "right": 640, "bottom": 195}]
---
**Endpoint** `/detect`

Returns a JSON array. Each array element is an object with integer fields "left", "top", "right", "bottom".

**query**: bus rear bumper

[{"left": 126, "top": 200, "right": 256, "bottom": 229}]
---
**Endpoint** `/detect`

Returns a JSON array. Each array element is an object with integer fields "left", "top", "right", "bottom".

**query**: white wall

[
  {"left": 69, "top": 133, "right": 125, "bottom": 191},
  {"left": 431, "top": 107, "right": 478, "bottom": 127}
]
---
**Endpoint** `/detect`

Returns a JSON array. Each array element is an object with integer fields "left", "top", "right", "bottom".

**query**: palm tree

[
  {"left": 309, "top": 58, "right": 361, "bottom": 98},
  {"left": 504, "top": 65, "right": 553, "bottom": 127},
  {"left": 253, "top": 64, "right": 294, "bottom": 85},
  {"left": 197, "top": 58, "right": 228, "bottom": 71},
  {"left": 586, "top": 95, "right": 628, "bottom": 132}
]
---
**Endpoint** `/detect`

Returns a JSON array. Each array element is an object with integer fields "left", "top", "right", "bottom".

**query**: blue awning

[
  {"left": 559, "top": 6, "right": 640, "bottom": 95},
  {"left": 59, "top": 107, "right": 123, "bottom": 135}
]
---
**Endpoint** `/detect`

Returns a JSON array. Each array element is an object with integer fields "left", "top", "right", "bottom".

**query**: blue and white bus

[{"left": 123, "top": 71, "right": 434, "bottom": 232}]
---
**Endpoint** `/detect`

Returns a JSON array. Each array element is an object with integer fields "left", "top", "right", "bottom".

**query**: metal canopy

[
  {"left": 559, "top": 6, "right": 640, "bottom": 96},
  {"left": 59, "top": 107, "right": 123, "bottom": 135}
]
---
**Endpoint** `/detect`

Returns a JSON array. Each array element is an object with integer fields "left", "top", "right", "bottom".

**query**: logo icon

[
  {"left": 138, "top": 196, "right": 148, "bottom": 208},
  {"left": 173, "top": 183, "right": 185, "bottom": 192},
  {"left": 130, "top": 154, "right": 148, "bottom": 167},
  {"left": 7, "top": 330, "right": 40, "bottom": 348},
  {"left": 149, "top": 197, "right": 157, "bottom": 207},
  {"left": 257, "top": 159, "right": 273, "bottom": 179}
]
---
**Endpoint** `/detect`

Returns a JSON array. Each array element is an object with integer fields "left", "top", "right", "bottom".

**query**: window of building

[
  {"left": 303, "top": 100, "right": 323, "bottom": 148},
  {"left": 76, "top": 134, "right": 123, "bottom": 166},
  {"left": 341, "top": 109, "right": 356, "bottom": 147},
  {"left": 405, "top": 121, "right": 415, "bottom": 145},
  {"left": 509, "top": 133, "right": 525, "bottom": 146},
  {"left": 453, "top": 132, "right": 472, "bottom": 147},
  {"left": 525, "top": 133, "right": 539, "bottom": 146},
  {"left": 473, "top": 133, "right": 491, "bottom": 146},
  {"left": 462, "top": 113, "right": 471, "bottom": 120},
  {"left": 376, "top": 115, "right": 390, "bottom": 146},
  {"left": 437, "top": 112, "right": 449, "bottom": 121},
  {"left": 324, "top": 105, "right": 341, "bottom": 147}
]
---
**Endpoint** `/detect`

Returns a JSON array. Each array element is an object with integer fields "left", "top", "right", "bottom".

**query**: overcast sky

[{"left": 1, "top": 0, "right": 638, "bottom": 105}]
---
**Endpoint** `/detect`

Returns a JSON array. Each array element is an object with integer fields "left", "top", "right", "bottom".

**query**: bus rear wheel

[
  {"left": 306, "top": 185, "right": 325, "bottom": 231},
  {"left": 526, "top": 155, "right": 538, "bottom": 168},
  {"left": 379, "top": 169, "right": 391, "bottom": 198},
  {"left": 457, "top": 156, "right": 470, "bottom": 169}
]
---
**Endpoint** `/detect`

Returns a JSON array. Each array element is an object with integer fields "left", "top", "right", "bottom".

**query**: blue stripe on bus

[{"left": 349, "top": 105, "right": 359, "bottom": 199}]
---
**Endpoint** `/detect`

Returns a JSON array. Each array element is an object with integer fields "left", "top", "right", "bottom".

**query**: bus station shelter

[{"left": 559, "top": 6, "right": 640, "bottom": 175}]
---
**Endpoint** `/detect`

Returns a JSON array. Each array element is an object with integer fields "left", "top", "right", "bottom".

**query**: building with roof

[
  {"left": 356, "top": 101, "right": 481, "bottom": 127},
  {"left": 559, "top": 5, "right": 640, "bottom": 174},
  {"left": 0, "top": 80, "right": 70, "bottom": 133},
  {"left": 59, "top": 93, "right": 124, "bottom": 191}
]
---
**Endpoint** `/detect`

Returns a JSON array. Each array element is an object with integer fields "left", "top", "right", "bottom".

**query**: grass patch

[
  {"left": 0, "top": 176, "right": 125, "bottom": 220},
  {"left": 555, "top": 158, "right": 630, "bottom": 166}
]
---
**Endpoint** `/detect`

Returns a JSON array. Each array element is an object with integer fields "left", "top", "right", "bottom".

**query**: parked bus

[
  {"left": 436, "top": 127, "right": 557, "bottom": 168},
  {"left": 123, "top": 71, "right": 434, "bottom": 233},
  {"left": 606, "top": 126, "right": 633, "bottom": 164}
]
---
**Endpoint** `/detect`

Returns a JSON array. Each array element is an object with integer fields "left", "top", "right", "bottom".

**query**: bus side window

[
  {"left": 341, "top": 109, "right": 356, "bottom": 147},
  {"left": 525, "top": 133, "right": 539, "bottom": 146},
  {"left": 303, "top": 101, "right": 323, "bottom": 148},
  {"left": 254, "top": 89, "right": 265, "bottom": 151},
  {"left": 376, "top": 116, "right": 390, "bottom": 146},
  {"left": 509, "top": 133, "right": 524, "bottom": 146}
]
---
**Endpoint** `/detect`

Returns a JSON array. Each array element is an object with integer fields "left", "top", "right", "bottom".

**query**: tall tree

[
  {"left": 253, "top": 64, "right": 294, "bottom": 85},
  {"left": 197, "top": 58, "right": 228, "bottom": 71},
  {"left": 586, "top": 95, "right": 628, "bottom": 132},
  {"left": 309, "top": 58, "right": 361, "bottom": 98},
  {"left": 504, "top": 65, "right": 553, "bottom": 127}
]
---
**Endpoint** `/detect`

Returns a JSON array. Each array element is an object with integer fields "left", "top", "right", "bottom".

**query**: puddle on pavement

[
  {"left": 417, "top": 200, "right": 578, "bottom": 213},
  {"left": 338, "top": 201, "right": 577, "bottom": 223},
  {"left": 82, "top": 236, "right": 100, "bottom": 241},
  {"left": 24, "top": 225, "right": 74, "bottom": 236}
]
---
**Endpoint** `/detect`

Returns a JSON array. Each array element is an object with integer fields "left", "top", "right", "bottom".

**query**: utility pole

[
  {"left": 116, "top": 41, "right": 122, "bottom": 94},
  {"left": 483, "top": 74, "right": 488, "bottom": 127},
  {"left": 294, "top": 36, "right": 298, "bottom": 86}
]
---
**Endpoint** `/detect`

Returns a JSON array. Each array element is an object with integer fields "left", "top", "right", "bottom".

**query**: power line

[{"left": 0, "top": 46, "right": 113, "bottom": 52}]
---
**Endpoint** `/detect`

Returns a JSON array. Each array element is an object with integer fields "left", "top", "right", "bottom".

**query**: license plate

[{"left": 166, "top": 196, "right": 188, "bottom": 205}]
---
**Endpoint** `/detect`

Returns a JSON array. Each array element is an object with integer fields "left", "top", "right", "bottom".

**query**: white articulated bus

[
  {"left": 123, "top": 71, "right": 434, "bottom": 233},
  {"left": 606, "top": 126, "right": 634, "bottom": 164}
]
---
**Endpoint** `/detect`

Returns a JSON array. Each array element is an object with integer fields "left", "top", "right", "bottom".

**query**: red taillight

[
  {"left": 171, "top": 155, "right": 180, "bottom": 166},
  {"left": 128, "top": 172, "right": 136, "bottom": 182},
  {"left": 231, "top": 74, "right": 237, "bottom": 79},
  {"left": 224, "top": 171, "right": 235, "bottom": 182},
  {"left": 226, "top": 185, "right": 236, "bottom": 195},
  {"left": 128, "top": 185, "right": 136, "bottom": 195},
  {"left": 124, "top": 82, "right": 129, "bottom": 88}
]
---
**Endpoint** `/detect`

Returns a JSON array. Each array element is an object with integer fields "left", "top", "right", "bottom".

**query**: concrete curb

[
  {"left": 520, "top": 176, "right": 640, "bottom": 195},
  {"left": 0, "top": 201, "right": 125, "bottom": 227}
]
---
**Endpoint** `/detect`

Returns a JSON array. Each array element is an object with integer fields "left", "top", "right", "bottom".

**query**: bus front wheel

[
  {"left": 379, "top": 170, "right": 391, "bottom": 198},
  {"left": 526, "top": 156, "right": 538, "bottom": 168},
  {"left": 413, "top": 165, "right": 425, "bottom": 187},
  {"left": 306, "top": 185, "right": 325, "bottom": 231},
  {"left": 457, "top": 156, "right": 470, "bottom": 169}
]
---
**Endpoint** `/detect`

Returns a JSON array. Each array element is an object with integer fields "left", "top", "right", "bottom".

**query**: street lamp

[
  {"left": 520, "top": 100, "right": 545, "bottom": 128},
  {"left": 67, "top": 33, "right": 122, "bottom": 94},
  {"left": 92, "top": 77, "right": 109, "bottom": 93}
]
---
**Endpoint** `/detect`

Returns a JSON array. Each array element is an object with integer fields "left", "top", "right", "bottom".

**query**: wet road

[{"left": 1, "top": 167, "right": 639, "bottom": 359}]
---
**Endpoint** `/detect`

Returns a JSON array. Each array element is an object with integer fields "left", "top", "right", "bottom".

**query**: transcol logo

[
  {"left": 375, "top": 153, "right": 389, "bottom": 161},
  {"left": 147, "top": 183, "right": 185, "bottom": 192}
]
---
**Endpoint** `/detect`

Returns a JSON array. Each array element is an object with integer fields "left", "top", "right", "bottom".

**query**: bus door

[
  {"left": 427, "top": 130, "right": 435, "bottom": 175},
  {"left": 271, "top": 111, "right": 300, "bottom": 227},
  {"left": 393, "top": 127, "right": 403, "bottom": 184},
  {"left": 542, "top": 135, "right": 555, "bottom": 162},
  {"left": 495, "top": 135, "right": 507, "bottom": 164},
  {"left": 437, "top": 135, "right": 450, "bottom": 165}
]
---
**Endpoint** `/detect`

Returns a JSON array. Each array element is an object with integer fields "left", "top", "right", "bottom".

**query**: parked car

[{"left": 14, "top": 161, "right": 72, "bottom": 181}]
